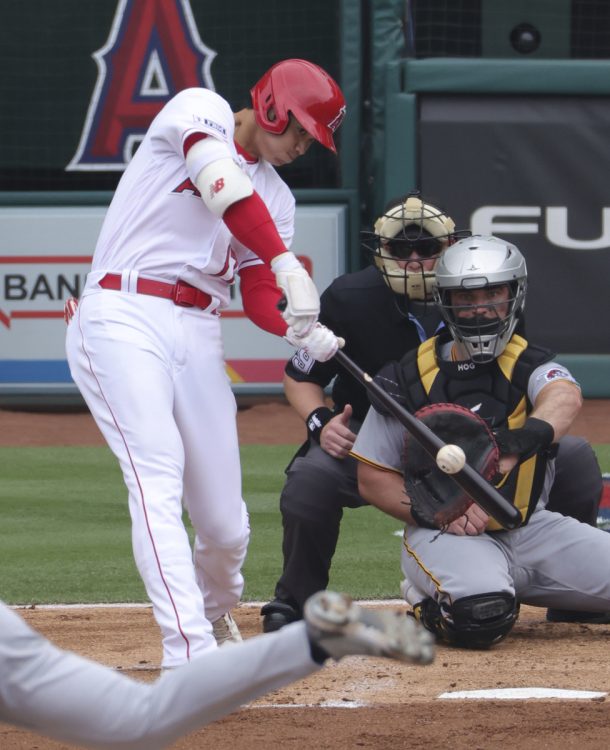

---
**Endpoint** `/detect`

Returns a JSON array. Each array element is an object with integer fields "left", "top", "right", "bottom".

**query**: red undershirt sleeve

[
  {"left": 238, "top": 263, "right": 288, "bottom": 336},
  {"left": 223, "top": 192, "right": 288, "bottom": 267}
]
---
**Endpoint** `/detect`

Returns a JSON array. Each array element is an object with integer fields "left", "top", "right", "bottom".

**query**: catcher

[{"left": 352, "top": 235, "right": 610, "bottom": 648}]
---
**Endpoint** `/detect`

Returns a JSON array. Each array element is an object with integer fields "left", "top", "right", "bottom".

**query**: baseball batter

[
  {"left": 353, "top": 235, "right": 610, "bottom": 648},
  {"left": 65, "top": 59, "right": 345, "bottom": 667},
  {"left": 0, "top": 591, "right": 434, "bottom": 748}
]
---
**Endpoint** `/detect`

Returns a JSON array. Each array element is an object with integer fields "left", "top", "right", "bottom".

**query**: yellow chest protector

[{"left": 414, "top": 335, "right": 548, "bottom": 530}]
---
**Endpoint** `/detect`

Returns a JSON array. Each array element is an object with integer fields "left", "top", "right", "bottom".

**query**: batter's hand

[
  {"left": 320, "top": 404, "right": 357, "bottom": 458},
  {"left": 445, "top": 503, "right": 489, "bottom": 536},
  {"left": 272, "top": 252, "right": 319, "bottom": 337},
  {"left": 285, "top": 323, "right": 345, "bottom": 363}
]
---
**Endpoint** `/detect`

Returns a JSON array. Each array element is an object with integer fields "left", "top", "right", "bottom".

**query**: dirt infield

[
  {"left": 1, "top": 396, "right": 609, "bottom": 446},
  {"left": 1, "top": 400, "right": 610, "bottom": 749},
  {"left": 2, "top": 605, "right": 610, "bottom": 749}
]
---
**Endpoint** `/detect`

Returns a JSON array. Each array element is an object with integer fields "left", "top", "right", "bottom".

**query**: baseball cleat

[
  {"left": 304, "top": 591, "right": 435, "bottom": 664},
  {"left": 261, "top": 599, "right": 301, "bottom": 633},
  {"left": 212, "top": 612, "right": 243, "bottom": 646}
]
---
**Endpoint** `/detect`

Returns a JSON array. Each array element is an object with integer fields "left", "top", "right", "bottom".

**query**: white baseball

[{"left": 436, "top": 444, "right": 466, "bottom": 474}]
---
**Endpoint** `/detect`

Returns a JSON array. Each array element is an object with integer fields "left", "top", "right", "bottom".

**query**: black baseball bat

[{"left": 333, "top": 349, "right": 522, "bottom": 530}]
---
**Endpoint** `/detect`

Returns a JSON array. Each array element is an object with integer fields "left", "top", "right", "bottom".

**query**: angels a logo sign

[{"left": 67, "top": 0, "right": 216, "bottom": 171}]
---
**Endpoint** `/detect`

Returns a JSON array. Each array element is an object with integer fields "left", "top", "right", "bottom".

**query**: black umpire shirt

[{"left": 285, "top": 265, "right": 443, "bottom": 422}]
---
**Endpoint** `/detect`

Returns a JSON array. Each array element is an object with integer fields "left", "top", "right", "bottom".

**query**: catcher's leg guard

[{"left": 413, "top": 593, "right": 518, "bottom": 649}]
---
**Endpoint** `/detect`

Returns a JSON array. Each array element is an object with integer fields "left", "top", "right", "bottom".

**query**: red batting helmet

[{"left": 250, "top": 59, "right": 346, "bottom": 154}]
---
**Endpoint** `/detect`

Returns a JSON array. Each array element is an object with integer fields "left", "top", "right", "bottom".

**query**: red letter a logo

[{"left": 67, "top": 0, "right": 216, "bottom": 171}]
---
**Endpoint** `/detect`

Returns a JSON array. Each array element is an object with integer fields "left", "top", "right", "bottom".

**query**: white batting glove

[
  {"left": 271, "top": 251, "right": 319, "bottom": 337},
  {"left": 285, "top": 323, "right": 345, "bottom": 363}
]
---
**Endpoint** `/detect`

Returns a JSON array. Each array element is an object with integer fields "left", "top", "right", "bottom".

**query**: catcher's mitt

[{"left": 402, "top": 403, "right": 500, "bottom": 530}]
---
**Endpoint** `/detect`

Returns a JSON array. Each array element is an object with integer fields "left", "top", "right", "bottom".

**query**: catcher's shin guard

[{"left": 413, "top": 593, "right": 518, "bottom": 649}]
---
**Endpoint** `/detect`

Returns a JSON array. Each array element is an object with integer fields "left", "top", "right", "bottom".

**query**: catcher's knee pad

[{"left": 414, "top": 593, "right": 518, "bottom": 649}]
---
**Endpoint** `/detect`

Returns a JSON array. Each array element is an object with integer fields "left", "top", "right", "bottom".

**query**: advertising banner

[
  {"left": 420, "top": 95, "right": 610, "bottom": 355},
  {"left": 0, "top": 204, "right": 346, "bottom": 395}
]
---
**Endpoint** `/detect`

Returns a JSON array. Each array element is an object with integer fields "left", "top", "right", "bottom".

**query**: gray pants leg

[{"left": 547, "top": 435, "right": 603, "bottom": 526}]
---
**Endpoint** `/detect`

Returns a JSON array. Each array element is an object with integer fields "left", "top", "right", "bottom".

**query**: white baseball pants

[{"left": 66, "top": 287, "right": 250, "bottom": 667}]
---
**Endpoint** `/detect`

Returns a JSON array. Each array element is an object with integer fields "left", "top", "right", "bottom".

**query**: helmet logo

[{"left": 328, "top": 105, "right": 346, "bottom": 133}]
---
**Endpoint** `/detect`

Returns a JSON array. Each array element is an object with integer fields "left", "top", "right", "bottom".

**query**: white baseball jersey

[{"left": 90, "top": 87, "right": 295, "bottom": 309}]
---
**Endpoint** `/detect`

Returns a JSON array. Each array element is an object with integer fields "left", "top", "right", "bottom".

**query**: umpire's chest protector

[{"left": 396, "top": 334, "right": 554, "bottom": 529}]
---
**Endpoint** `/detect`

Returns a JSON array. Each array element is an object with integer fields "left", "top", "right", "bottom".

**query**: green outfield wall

[{"left": 1, "top": 1, "right": 608, "bottom": 396}]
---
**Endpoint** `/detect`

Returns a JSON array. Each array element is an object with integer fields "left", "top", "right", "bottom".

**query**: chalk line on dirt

[{"left": 439, "top": 688, "right": 607, "bottom": 700}]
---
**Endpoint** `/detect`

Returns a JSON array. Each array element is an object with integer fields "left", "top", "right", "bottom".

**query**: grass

[
  {"left": 1, "top": 444, "right": 608, "bottom": 605},
  {"left": 239, "top": 445, "right": 404, "bottom": 601},
  {"left": 1, "top": 446, "right": 147, "bottom": 603}
]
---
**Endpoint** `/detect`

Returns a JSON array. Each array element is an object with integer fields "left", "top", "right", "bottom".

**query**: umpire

[{"left": 261, "top": 193, "right": 605, "bottom": 631}]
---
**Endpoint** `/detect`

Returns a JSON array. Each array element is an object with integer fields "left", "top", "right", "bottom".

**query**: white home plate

[{"left": 439, "top": 688, "right": 607, "bottom": 700}]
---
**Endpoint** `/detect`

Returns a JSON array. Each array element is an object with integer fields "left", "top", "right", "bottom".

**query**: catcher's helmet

[
  {"left": 250, "top": 59, "right": 346, "bottom": 153},
  {"left": 433, "top": 235, "right": 527, "bottom": 363},
  {"left": 369, "top": 194, "right": 457, "bottom": 300}
]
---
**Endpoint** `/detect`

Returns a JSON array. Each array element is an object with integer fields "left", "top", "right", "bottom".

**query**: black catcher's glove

[{"left": 402, "top": 403, "right": 500, "bottom": 529}]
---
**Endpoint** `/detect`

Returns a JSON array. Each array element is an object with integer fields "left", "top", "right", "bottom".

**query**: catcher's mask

[
  {"left": 433, "top": 235, "right": 527, "bottom": 363},
  {"left": 250, "top": 59, "right": 345, "bottom": 153},
  {"left": 364, "top": 194, "right": 457, "bottom": 301}
]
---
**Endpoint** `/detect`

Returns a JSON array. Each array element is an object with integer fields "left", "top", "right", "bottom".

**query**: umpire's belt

[{"left": 99, "top": 273, "right": 213, "bottom": 310}]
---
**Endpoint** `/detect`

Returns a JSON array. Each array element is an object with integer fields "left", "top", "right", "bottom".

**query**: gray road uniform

[
  {"left": 0, "top": 601, "right": 319, "bottom": 749},
  {"left": 0, "top": 592, "right": 434, "bottom": 748},
  {"left": 352, "top": 342, "right": 610, "bottom": 647}
]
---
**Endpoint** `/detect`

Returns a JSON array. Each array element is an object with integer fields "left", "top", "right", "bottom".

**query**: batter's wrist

[{"left": 306, "top": 406, "right": 333, "bottom": 443}]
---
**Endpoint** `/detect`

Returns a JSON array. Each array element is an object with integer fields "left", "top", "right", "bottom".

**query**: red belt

[{"left": 99, "top": 273, "right": 213, "bottom": 310}]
